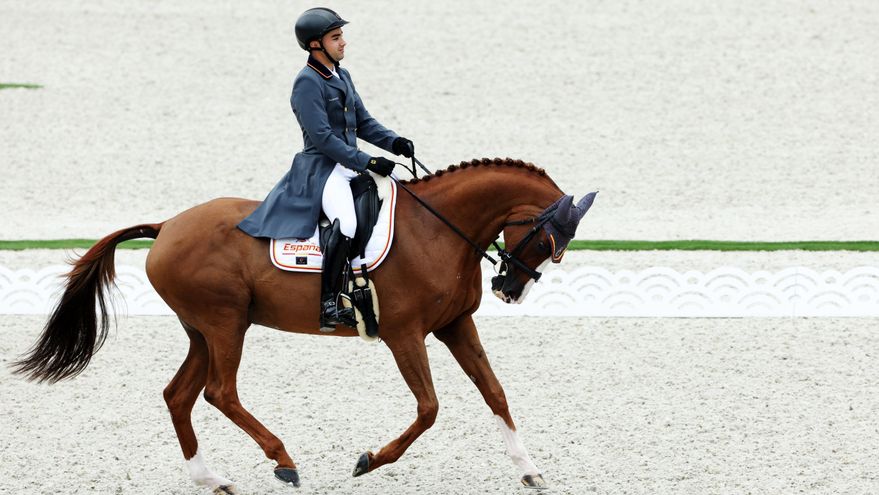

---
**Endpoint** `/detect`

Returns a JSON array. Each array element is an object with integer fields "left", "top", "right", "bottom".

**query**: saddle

[
  {"left": 269, "top": 175, "right": 397, "bottom": 273},
  {"left": 269, "top": 172, "right": 397, "bottom": 341},
  {"left": 348, "top": 172, "right": 382, "bottom": 263}
]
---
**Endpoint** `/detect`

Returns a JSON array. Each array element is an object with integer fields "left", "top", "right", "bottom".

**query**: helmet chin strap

[{"left": 309, "top": 40, "right": 337, "bottom": 65}]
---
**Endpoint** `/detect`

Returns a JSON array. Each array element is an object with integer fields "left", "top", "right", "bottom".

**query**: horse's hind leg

[
  {"left": 200, "top": 323, "right": 301, "bottom": 487},
  {"left": 434, "top": 315, "right": 547, "bottom": 490},
  {"left": 164, "top": 320, "right": 236, "bottom": 492}
]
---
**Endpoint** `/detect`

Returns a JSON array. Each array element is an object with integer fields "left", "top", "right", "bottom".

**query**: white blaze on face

[
  {"left": 492, "top": 258, "right": 551, "bottom": 304},
  {"left": 185, "top": 449, "right": 233, "bottom": 488},
  {"left": 494, "top": 415, "right": 541, "bottom": 476},
  {"left": 515, "top": 258, "right": 550, "bottom": 303}
]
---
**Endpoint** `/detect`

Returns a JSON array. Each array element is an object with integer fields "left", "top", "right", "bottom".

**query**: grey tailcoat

[{"left": 238, "top": 56, "right": 399, "bottom": 239}]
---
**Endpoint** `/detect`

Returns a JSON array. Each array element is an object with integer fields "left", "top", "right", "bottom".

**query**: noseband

[{"left": 491, "top": 204, "right": 561, "bottom": 283}]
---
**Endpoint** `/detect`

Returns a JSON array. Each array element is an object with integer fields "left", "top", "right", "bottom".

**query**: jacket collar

[{"left": 306, "top": 54, "right": 339, "bottom": 80}]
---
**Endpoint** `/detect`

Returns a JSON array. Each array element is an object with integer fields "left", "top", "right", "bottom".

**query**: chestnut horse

[{"left": 13, "top": 158, "right": 595, "bottom": 493}]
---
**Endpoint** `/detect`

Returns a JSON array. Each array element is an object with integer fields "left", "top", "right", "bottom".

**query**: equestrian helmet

[{"left": 295, "top": 7, "right": 349, "bottom": 51}]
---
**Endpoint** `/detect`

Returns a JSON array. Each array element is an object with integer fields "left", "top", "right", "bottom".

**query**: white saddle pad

[{"left": 270, "top": 177, "right": 397, "bottom": 274}]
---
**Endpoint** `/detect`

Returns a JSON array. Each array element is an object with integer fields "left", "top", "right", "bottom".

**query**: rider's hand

[
  {"left": 392, "top": 137, "right": 415, "bottom": 158},
  {"left": 367, "top": 157, "right": 395, "bottom": 176}
]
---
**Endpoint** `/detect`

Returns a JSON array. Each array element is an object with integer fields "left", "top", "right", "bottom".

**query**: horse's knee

[{"left": 417, "top": 400, "right": 439, "bottom": 428}]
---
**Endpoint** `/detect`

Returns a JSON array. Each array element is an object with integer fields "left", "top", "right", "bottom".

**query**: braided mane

[{"left": 401, "top": 157, "right": 558, "bottom": 188}]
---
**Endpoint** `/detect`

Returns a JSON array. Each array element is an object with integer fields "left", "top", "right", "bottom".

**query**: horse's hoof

[
  {"left": 274, "top": 467, "right": 301, "bottom": 488},
  {"left": 521, "top": 474, "right": 548, "bottom": 489},
  {"left": 212, "top": 485, "right": 240, "bottom": 495},
  {"left": 352, "top": 452, "right": 371, "bottom": 477}
]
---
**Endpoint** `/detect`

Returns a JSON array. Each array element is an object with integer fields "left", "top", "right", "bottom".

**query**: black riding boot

[{"left": 320, "top": 221, "right": 357, "bottom": 332}]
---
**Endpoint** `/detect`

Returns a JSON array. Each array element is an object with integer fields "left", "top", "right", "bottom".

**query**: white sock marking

[
  {"left": 186, "top": 449, "right": 233, "bottom": 488},
  {"left": 494, "top": 415, "right": 540, "bottom": 476}
]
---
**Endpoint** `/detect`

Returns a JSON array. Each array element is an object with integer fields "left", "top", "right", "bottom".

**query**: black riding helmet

[{"left": 295, "top": 7, "right": 349, "bottom": 51}]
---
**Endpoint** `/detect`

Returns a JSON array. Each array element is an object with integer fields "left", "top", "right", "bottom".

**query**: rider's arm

[{"left": 292, "top": 75, "right": 372, "bottom": 172}]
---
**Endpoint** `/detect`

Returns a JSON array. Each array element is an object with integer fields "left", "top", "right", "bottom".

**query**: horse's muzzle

[{"left": 491, "top": 274, "right": 523, "bottom": 304}]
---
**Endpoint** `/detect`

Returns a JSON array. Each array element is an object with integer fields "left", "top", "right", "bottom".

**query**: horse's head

[{"left": 491, "top": 192, "right": 597, "bottom": 303}]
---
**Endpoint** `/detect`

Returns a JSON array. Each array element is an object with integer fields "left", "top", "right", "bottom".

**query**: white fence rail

[{"left": 1, "top": 265, "right": 878, "bottom": 317}]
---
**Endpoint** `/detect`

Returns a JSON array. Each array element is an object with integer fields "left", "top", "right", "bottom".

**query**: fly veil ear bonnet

[{"left": 543, "top": 192, "right": 597, "bottom": 262}]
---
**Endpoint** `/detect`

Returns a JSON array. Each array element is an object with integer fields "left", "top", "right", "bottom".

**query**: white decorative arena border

[
  {"left": 1, "top": 265, "right": 878, "bottom": 317},
  {"left": 0, "top": 266, "right": 172, "bottom": 316},
  {"left": 478, "top": 266, "right": 879, "bottom": 317}
]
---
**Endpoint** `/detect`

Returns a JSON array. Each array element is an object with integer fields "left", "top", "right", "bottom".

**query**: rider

[{"left": 238, "top": 7, "right": 415, "bottom": 331}]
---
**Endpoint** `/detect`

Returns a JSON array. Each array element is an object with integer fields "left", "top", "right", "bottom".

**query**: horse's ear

[
  {"left": 576, "top": 191, "right": 598, "bottom": 220},
  {"left": 553, "top": 195, "right": 574, "bottom": 224}
]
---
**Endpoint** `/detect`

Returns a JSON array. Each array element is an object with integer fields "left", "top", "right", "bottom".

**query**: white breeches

[{"left": 322, "top": 163, "right": 358, "bottom": 238}]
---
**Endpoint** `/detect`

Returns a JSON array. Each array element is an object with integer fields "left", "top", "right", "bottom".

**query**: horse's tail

[{"left": 11, "top": 223, "right": 163, "bottom": 383}]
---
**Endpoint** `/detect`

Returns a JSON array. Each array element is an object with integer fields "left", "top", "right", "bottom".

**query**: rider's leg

[
  {"left": 319, "top": 164, "right": 358, "bottom": 331},
  {"left": 322, "top": 164, "right": 358, "bottom": 238}
]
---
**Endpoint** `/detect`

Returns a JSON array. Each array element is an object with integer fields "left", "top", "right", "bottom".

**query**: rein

[
  {"left": 393, "top": 156, "right": 556, "bottom": 282},
  {"left": 392, "top": 177, "right": 499, "bottom": 265}
]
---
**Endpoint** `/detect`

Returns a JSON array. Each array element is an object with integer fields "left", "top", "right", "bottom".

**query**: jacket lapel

[
  {"left": 337, "top": 69, "right": 355, "bottom": 99},
  {"left": 325, "top": 74, "right": 348, "bottom": 95}
]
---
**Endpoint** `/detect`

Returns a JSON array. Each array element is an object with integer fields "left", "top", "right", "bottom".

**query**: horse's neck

[{"left": 412, "top": 166, "right": 560, "bottom": 248}]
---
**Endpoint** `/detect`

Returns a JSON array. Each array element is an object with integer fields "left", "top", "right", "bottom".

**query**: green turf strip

[
  {"left": 0, "top": 83, "right": 43, "bottom": 90},
  {"left": 568, "top": 240, "right": 879, "bottom": 251},
  {"left": 1, "top": 239, "right": 878, "bottom": 252},
  {"left": 0, "top": 240, "right": 154, "bottom": 251}
]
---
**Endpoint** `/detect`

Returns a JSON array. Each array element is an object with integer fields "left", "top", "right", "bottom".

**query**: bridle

[{"left": 393, "top": 157, "right": 561, "bottom": 285}]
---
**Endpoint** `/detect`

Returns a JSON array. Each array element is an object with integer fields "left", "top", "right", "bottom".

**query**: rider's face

[{"left": 320, "top": 28, "right": 346, "bottom": 62}]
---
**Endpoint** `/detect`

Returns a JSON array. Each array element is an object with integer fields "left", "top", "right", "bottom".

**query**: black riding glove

[
  {"left": 392, "top": 137, "right": 415, "bottom": 158},
  {"left": 367, "top": 157, "right": 395, "bottom": 177}
]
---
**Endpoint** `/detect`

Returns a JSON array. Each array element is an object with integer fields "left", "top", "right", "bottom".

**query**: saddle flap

[{"left": 350, "top": 173, "right": 383, "bottom": 258}]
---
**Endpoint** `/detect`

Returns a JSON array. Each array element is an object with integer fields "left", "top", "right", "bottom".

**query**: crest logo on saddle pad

[{"left": 282, "top": 242, "right": 321, "bottom": 254}]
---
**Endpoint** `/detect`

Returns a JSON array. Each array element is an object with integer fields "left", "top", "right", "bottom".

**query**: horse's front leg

[
  {"left": 353, "top": 335, "right": 438, "bottom": 476},
  {"left": 434, "top": 315, "right": 547, "bottom": 489}
]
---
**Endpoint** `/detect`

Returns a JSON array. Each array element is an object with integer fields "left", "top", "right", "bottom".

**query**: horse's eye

[{"left": 537, "top": 241, "right": 547, "bottom": 252}]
